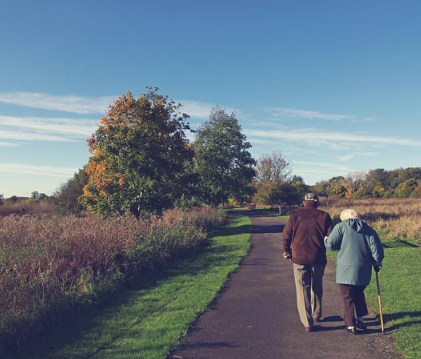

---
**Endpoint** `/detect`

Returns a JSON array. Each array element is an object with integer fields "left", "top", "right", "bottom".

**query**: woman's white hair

[{"left": 340, "top": 208, "right": 360, "bottom": 221}]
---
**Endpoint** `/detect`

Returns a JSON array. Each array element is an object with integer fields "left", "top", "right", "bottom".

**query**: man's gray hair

[{"left": 340, "top": 208, "right": 360, "bottom": 221}]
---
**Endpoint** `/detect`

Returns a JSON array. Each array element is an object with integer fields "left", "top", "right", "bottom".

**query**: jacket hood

[{"left": 345, "top": 218, "right": 365, "bottom": 233}]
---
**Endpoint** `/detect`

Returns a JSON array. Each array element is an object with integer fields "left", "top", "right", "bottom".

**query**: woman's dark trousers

[{"left": 339, "top": 284, "right": 368, "bottom": 327}]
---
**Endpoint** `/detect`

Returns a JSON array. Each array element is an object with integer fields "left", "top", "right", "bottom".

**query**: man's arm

[
  {"left": 282, "top": 218, "right": 293, "bottom": 258},
  {"left": 325, "top": 214, "right": 333, "bottom": 236}
]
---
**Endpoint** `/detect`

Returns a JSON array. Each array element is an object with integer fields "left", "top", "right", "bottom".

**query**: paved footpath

[{"left": 169, "top": 212, "right": 402, "bottom": 359}]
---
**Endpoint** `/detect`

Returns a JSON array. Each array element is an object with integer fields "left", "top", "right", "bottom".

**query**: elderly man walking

[{"left": 282, "top": 193, "right": 333, "bottom": 332}]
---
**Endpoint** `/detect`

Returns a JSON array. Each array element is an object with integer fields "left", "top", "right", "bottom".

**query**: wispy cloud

[
  {"left": 179, "top": 100, "right": 213, "bottom": 119},
  {"left": 0, "top": 92, "right": 115, "bottom": 114},
  {"left": 265, "top": 107, "right": 357, "bottom": 121},
  {"left": 262, "top": 107, "right": 376, "bottom": 123},
  {"left": 0, "top": 163, "right": 77, "bottom": 177},
  {"left": 0, "top": 116, "right": 97, "bottom": 137},
  {"left": 246, "top": 128, "right": 421, "bottom": 147},
  {"left": 338, "top": 154, "right": 354, "bottom": 161},
  {"left": 180, "top": 100, "right": 239, "bottom": 120},
  {"left": 350, "top": 117, "right": 376, "bottom": 123},
  {"left": 0, "top": 141, "right": 20, "bottom": 147},
  {"left": 0, "top": 129, "right": 75, "bottom": 142},
  {"left": 292, "top": 160, "right": 356, "bottom": 182},
  {"left": 337, "top": 152, "right": 376, "bottom": 162},
  {"left": 294, "top": 160, "right": 355, "bottom": 172},
  {"left": 0, "top": 91, "right": 240, "bottom": 121}
]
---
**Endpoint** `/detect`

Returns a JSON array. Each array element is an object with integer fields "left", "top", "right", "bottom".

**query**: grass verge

[
  {"left": 10, "top": 212, "right": 252, "bottom": 359},
  {"left": 365, "top": 247, "right": 421, "bottom": 359}
]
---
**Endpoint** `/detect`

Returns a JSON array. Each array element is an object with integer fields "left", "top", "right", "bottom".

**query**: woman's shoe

[
  {"left": 345, "top": 327, "right": 357, "bottom": 335},
  {"left": 356, "top": 321, "right": 367, "bottom": 331}
]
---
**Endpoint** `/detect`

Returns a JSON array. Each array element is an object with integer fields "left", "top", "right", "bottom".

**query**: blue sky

[{"left": 1, "top": 0, "right": 421, "bottom": 198}]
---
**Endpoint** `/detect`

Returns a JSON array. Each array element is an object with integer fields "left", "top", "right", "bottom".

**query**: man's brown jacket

[{"left": 283, "top": 207, "right": 333, "bottom": 265}]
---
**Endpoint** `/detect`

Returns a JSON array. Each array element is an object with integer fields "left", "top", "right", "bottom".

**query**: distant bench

[{"left": 247, "top": 203, "right": 256, "bottom": 210}]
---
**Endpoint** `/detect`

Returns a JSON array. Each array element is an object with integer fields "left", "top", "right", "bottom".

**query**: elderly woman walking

[{"left": 325, "top": 209, "right": 384, "bottom": 334}]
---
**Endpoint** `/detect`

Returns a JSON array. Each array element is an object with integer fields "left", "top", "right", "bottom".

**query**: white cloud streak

[
  {"left": 0, "top": 129, "right": 74, "bottom": 142},
  {"left": 0, "top": 163, "right": 77, "bottom": 177},
  {"left": 0, "top": 141, "right": 20, "bottom": 147},
  {"left": 292, "top": 160, "right": 357, "bottom": 183},
  {"left": 266, "top": 107, "right": 357, "bottom": 121},
  {"left": 0, "top": 116, "right": 97, "bottom": 137},
  {"left": 294, "top": 160, "right": 355, "bottom": 172},
  {"left": 0, "top": 91, "right": 239, "bottom": 121},
  {"left": 246, "top": 129, "right": 421, "bottom": 147},
  {"left": 180, "top": 100, "right": 240, "bottom": 120},
  {"left": 338, "top": 154, "right": 354, "bottom": 161},
  {"left": 0, "top": 92, "right": 115, "bottom": 114},
  {"left": 179, "top": 100, "right": 213, "bottom": 119}
]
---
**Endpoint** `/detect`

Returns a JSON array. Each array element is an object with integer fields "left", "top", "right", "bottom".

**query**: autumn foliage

[{"left": 80, "top": 89, "right": 193, "bottom": 218}]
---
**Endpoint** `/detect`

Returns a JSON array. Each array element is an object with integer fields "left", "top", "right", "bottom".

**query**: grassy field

[
  {"left": 8, "top": 212, "right": 252, "bottom": 359},
  {"left": 321, "top": 197, "right": 421, "bottom": 245}
]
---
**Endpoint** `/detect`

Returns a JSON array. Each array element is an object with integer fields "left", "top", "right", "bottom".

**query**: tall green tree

[
  {"left": 269, "top": 181, "right": 301, "bottom": 213},
  {"left": 80, "top": 89, "right": 193, "bottom": 218},
  {"left": 54, "top": 168, "right": 88, "bottom": 215},
  {"left": 192, "top": 107, "right": 256, "bottom": 206},
  {"left": 290, "top": 175, "right": 310, "bottom": 199},
  {"left": 310, "top": 180, "right": 330, "bottom": 197}
]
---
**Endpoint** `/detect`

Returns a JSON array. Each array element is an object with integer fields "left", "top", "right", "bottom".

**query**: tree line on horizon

[
  {"left": 1, "top": 88, "right": 421, "bottom": 216},
  {"left": 312, "top": 166, "right": 421, "bottom": 199}
]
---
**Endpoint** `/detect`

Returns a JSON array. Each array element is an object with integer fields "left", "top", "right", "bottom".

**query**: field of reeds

[
  {"left": 0, "top": 206, "right": 226, "bottom": 354},
  {"left": 320, "top": 197, "right": 421, "bottom": 245}
]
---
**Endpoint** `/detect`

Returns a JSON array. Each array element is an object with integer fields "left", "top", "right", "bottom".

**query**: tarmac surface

[{"left": 168, "top": 211, "right": 402, "bottom": 359}]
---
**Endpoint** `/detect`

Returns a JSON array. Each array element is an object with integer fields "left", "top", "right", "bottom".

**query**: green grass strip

[
  {"left": 12, "top": 212, "right": 252, "bottom": 359},
  {"left": 365, "top": 247, "right": 421, "bottom": 359}
]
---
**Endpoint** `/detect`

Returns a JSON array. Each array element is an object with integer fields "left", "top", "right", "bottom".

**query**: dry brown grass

[
  {"left": 320, "top": 197, "right": 421, "bottom": 243},
  {"left": 0, "top": 201, "right": 54, "bottom": 217},
  {"left": 0, "top": 206, "right": 226, "bottom": 352}
]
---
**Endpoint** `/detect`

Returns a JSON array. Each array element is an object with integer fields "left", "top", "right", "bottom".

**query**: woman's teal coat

[{"left": 325, "top": 219, "right": 384, "bottom": 286}]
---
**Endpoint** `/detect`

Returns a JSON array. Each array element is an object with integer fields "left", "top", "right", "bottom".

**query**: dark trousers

[{"left": 339, "top": 284, "right": 368, "bottom": 327}]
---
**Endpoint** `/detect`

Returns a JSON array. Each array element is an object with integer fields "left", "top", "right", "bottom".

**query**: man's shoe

[
  {"left": 345, "top": 327, "right": 357, "bottom": 335},
  {"left": 356, "top": 321, "right": 367, "bottom": 331},
  {"left": 304, "top": 326, "right": 313, "bottom": 332}
]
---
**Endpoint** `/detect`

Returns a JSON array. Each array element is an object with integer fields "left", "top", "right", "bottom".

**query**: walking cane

[{"left": 375, "top": 270, "right": 385, "bottom": 334}]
